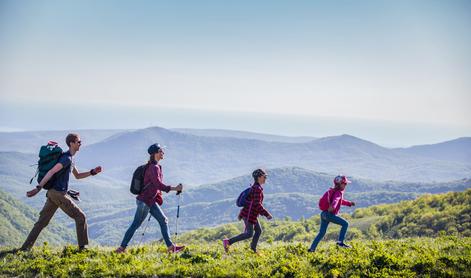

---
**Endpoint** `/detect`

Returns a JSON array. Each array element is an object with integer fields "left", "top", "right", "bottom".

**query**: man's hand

[
  {"left": 266, "top": 213, "right": 273, "bottom": 220},
  {"left": 26, "top": 188, "right": 40, "bottom": 198},
  {"left": 91, "top": 166, "right": 102, "bottom": 176},
  {"left": 351, "top": 202, "right": 356, "bottom": 206}
]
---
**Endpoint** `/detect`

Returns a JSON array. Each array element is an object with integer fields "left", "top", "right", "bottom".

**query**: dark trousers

[{"left": 228, "top": 218, "right": 262, "bottom": 251}]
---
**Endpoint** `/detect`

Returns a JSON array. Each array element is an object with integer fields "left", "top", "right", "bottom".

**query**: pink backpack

[{"left": 318, "top": 189, "right": 333, "bottom": 211}]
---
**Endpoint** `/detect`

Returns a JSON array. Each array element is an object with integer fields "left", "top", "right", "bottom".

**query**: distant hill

[
  {"left": 77, "top": 126, "right": 471, "bottom": 185},
  {"left": 0, "top": 189, "right": 74, "bottom": 246},
  {"left": 173, "top": 128, "right": 317, "bottom": 143},
  {"left": 397, "top": 137, "right": 471, "bottom": 164}
]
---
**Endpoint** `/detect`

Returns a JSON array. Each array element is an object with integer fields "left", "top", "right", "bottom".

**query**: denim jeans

[
  {"left": 228, "top": 218, "right": 262, "bottom": 252},
  {"left": 120, "top": 199, "right": 173, "bottom": 248},
  {"left": 309, "top": 211, "right": 349, "bottom": 251}
]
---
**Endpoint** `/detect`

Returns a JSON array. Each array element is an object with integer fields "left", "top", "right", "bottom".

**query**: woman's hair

[{"left": 148, "top": 154, "right": 156, "bottom": 163}]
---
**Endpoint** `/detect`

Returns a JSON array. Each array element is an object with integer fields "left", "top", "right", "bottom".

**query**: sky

[{"left": 0, "top": 0, "right": 470, "bottom": 147}]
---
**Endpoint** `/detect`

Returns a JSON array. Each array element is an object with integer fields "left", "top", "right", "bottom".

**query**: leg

[
  {"left": 49, "top": 190, "right": 89, "bottom": 247},
  {"left": 120, "top": 200, "right": 149, "bottom": 248},
  {"left": 309, "top": 211, "right": 330, "bottom": 251},
  {"left": 228, "top": 218, "right": 254, "bottom": 245},
  {"left": 327, "top": 214, "right": 349, "bottom": 243},
  {"left": 21, "top": 196, "right": 58, "bottom": 250},
  {"left": 250, "top": 221, "right": 262, "bottom": 252},
  {"left": 149, "top": 203, "right": 173, "bottom": 247}
]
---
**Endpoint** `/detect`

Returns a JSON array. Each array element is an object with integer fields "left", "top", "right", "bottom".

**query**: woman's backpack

[{"left": 130, "top": 164, "right": 149, "bottom": 194}]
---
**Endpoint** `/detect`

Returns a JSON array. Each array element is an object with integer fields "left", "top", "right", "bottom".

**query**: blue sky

[{"left": 0, "top": 0, "right": 470, "bottom": 146}]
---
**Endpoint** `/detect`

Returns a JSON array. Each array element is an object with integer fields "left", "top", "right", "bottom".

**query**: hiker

[
  {"left": 223, "top": 169, "right": 273, "bottom": 253},
  {"left": 116, "top": 143, "right": 185, "bottom": 253},
  {"left": 21, "top": 133, "right": 102, "bottom": 251},
  {"left": 308, "top": 175, "right": 355, "bottom": 252}
]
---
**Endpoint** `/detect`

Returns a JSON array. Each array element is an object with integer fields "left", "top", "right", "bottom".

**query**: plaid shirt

[
  {"left": 137, "top": 162, "right": 171, "bottom": 207},
  {"left": 239, "top": 183, "right": 270, "bottom": 224}
]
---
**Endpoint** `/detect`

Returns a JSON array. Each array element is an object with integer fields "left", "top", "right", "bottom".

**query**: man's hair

[{"left": 66, "top": 133, "right": 79, "bottom": 147}]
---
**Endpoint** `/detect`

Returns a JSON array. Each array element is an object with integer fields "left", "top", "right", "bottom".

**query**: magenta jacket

[
  {"left": 137, "top": 162, "right": 171, "bottom": 207},
  {"left": 328, "top": 188, "right": 353, "bottom": 215}
]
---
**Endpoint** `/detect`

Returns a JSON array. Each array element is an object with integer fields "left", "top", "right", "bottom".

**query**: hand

[
  {"left": 26, "top": 188, "right": 40, "bottom": 198},
  {"left": 237, "top": 215, "right": 242, "bottom": 221},
  {"left": 175, "top": 184, "right": 183, "bottom": 192},
  {"left": 93, "top": 166, "right": 102, "bottom": 175},
  {"left": 351, "top": 202, "right": 355, "bottom": 206},
  {"left": 328, "top": 206, "right": 334, "bottom": 213},
  {"left": 266, "top": 214, "right": 273, "bottom": 220}
]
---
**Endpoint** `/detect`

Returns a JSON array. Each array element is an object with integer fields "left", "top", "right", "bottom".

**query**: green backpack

[{"left": 30, "top": 141, "right": 66, "bottom": 189}]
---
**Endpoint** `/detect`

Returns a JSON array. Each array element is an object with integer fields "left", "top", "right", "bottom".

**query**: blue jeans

[
  {"left": 309, "top": 211, "right": 349, "bottom": 251},
  {"left": 120, "top": 199, "right": 173, "bottom": 248}
]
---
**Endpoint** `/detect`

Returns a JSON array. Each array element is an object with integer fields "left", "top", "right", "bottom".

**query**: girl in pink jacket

[{"left": 309, "top": 175, "right": 355, "bottom": 252}]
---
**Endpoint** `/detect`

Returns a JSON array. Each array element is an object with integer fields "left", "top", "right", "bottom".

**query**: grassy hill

[
  {"left": 0, "top": 189, "right": 74, "bottom": 246},
  {"left": 0, "top": 237, "right": 469, "bottom": 277}
]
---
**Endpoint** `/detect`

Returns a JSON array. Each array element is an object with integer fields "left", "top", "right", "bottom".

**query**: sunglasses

[{"left": 75, "top": 140, "right": 82, "bottom": 144}]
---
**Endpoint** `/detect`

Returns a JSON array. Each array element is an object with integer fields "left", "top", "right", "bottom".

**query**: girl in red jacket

[{"left": 223, "top": 169, "right": 273, "bottom": 253}]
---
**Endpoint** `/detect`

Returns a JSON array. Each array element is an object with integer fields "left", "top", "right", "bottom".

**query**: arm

[
  {"left": 341, "top": 199, "right": 354, "bottom": 206},
  {"left": 252, "top": 188, "right": 271, "bottom": 218},
  {"left": 26, "top": 163, "right": 63, "bottom": 197},
  {"left": 72, "top": 166, "right": 102, "bottom": 179},
  {"left": 329, "top": 191, "right": 342, "bottom": 212},
  {"left": 149, "top": 165, "right": 181, "bottom": 193}
]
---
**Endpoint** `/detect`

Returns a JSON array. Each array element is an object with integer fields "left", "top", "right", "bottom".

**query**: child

[
  {"left": 309, "top": 175, "right": 355, "bottom": 252},
  {"left": 223, "top": 169, "right": 273, "bottom": 253}
]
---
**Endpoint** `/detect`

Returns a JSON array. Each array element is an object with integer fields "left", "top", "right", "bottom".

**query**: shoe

[
  {"left": 78, "top": 246, "right": 88, "bottom": 252},
  {"left": 168, "top": 245, "right": 185, "bottom": 253},
  {"left": 222, "top": 239, "right": 230, "bottom": 253},
  {"left": 115, "top": 246, "right": 126, "bottom": 254},
  {"left": 336, "top": 242, "right": 351, "bottom": 248},
  {"left": 307, "top": 249, "right": 315, "bottom": 253}
]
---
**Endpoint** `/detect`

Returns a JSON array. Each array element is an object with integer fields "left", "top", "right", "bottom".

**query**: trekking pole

[
  {"left": 139, "top": 214, "right": 152, "bottom": 246},
  {"left": 175, "top": 185, "right": 182, "bottom": 243}
]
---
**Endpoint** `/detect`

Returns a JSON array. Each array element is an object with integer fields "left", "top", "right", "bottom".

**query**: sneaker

[
  {"left": 307, "top": 249, "right": 315, "bottom": 253},
  {"left": 115, "top": 246, "right": 126, "bottom": 254},
  {"left": 222, "top": 239, "right": 230, "bottom": 253},
  {"left": 336, "top": 242, "right": 352, "bottom": 248},
  {"left": 168, "top": 245, "right": 185, "bottom": 253},
  {"left": 78, "top": 246, "right": 88, "bottom": 252}
]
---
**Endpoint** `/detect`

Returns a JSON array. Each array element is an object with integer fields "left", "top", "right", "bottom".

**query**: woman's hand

[{"left": 327, "top": 206, "right": 334, "bottom": 213}]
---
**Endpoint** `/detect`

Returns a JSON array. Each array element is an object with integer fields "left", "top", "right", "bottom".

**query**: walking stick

[
  {"left": 138, "top": 214, "right": 152, "bottom": 246},
  {"left": 175, "top": 188, "right": 182, "bottom": 243}
]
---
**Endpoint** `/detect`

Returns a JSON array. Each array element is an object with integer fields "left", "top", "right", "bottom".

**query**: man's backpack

[
  {"left": 236, "top": 187, "right": 252, "bottom": 207},
  {"left": 30, "top": 141, "right": 66, "bottom": 190},
  {"left": 130, "top": 164, "right": 149, "bottom": 195}
]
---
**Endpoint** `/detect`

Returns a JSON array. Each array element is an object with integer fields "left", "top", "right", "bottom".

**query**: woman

[
  {"left": 116, "top": 143, "right": 184, "bottom": 253},
  {"left": 223, "top": 169, "right": 273, "bottom": 253}
]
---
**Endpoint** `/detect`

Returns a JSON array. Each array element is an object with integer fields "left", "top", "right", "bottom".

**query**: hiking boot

[
  {"left": 115, "top": 246, "right": 126, "bottom": 254},
  {"left": 78, "top": 246, "right": 88, "bottom": 252},
  {"left": 168, "top": 245, "right": 185, "bottom": 253},
  {"left": 222, "top": 239, "right": 230, "bottom": 253},
  {"left": 307, "top": 249, "right": 315, "bottom": 253},
  {"left": 336, "top": 242, "right": 352, "bottom": 248}
]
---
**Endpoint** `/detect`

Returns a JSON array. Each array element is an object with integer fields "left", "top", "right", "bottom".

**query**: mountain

[
  {"left": 0, "top": 129, "right": 127, "bottom": 154},
  {"left": 0, "top": 189, "right": 74, "bottom": 246},
  {"left": 398, "top": 137, "right": 471, "bottom": 164},
  {"left": 173, "top": 128, "right": 317, "bottom": 143},
  {"left": 77, "top": 127, "right": 471, "bottom": 185}
]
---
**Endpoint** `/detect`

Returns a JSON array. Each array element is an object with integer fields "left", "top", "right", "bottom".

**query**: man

[{"left": 21, "top": 133, "right": 102, "bottom": 251}]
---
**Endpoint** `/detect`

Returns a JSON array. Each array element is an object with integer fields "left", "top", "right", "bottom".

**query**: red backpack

[{"left": 318, "top": 188, "right": 336, "bottom": 211}]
